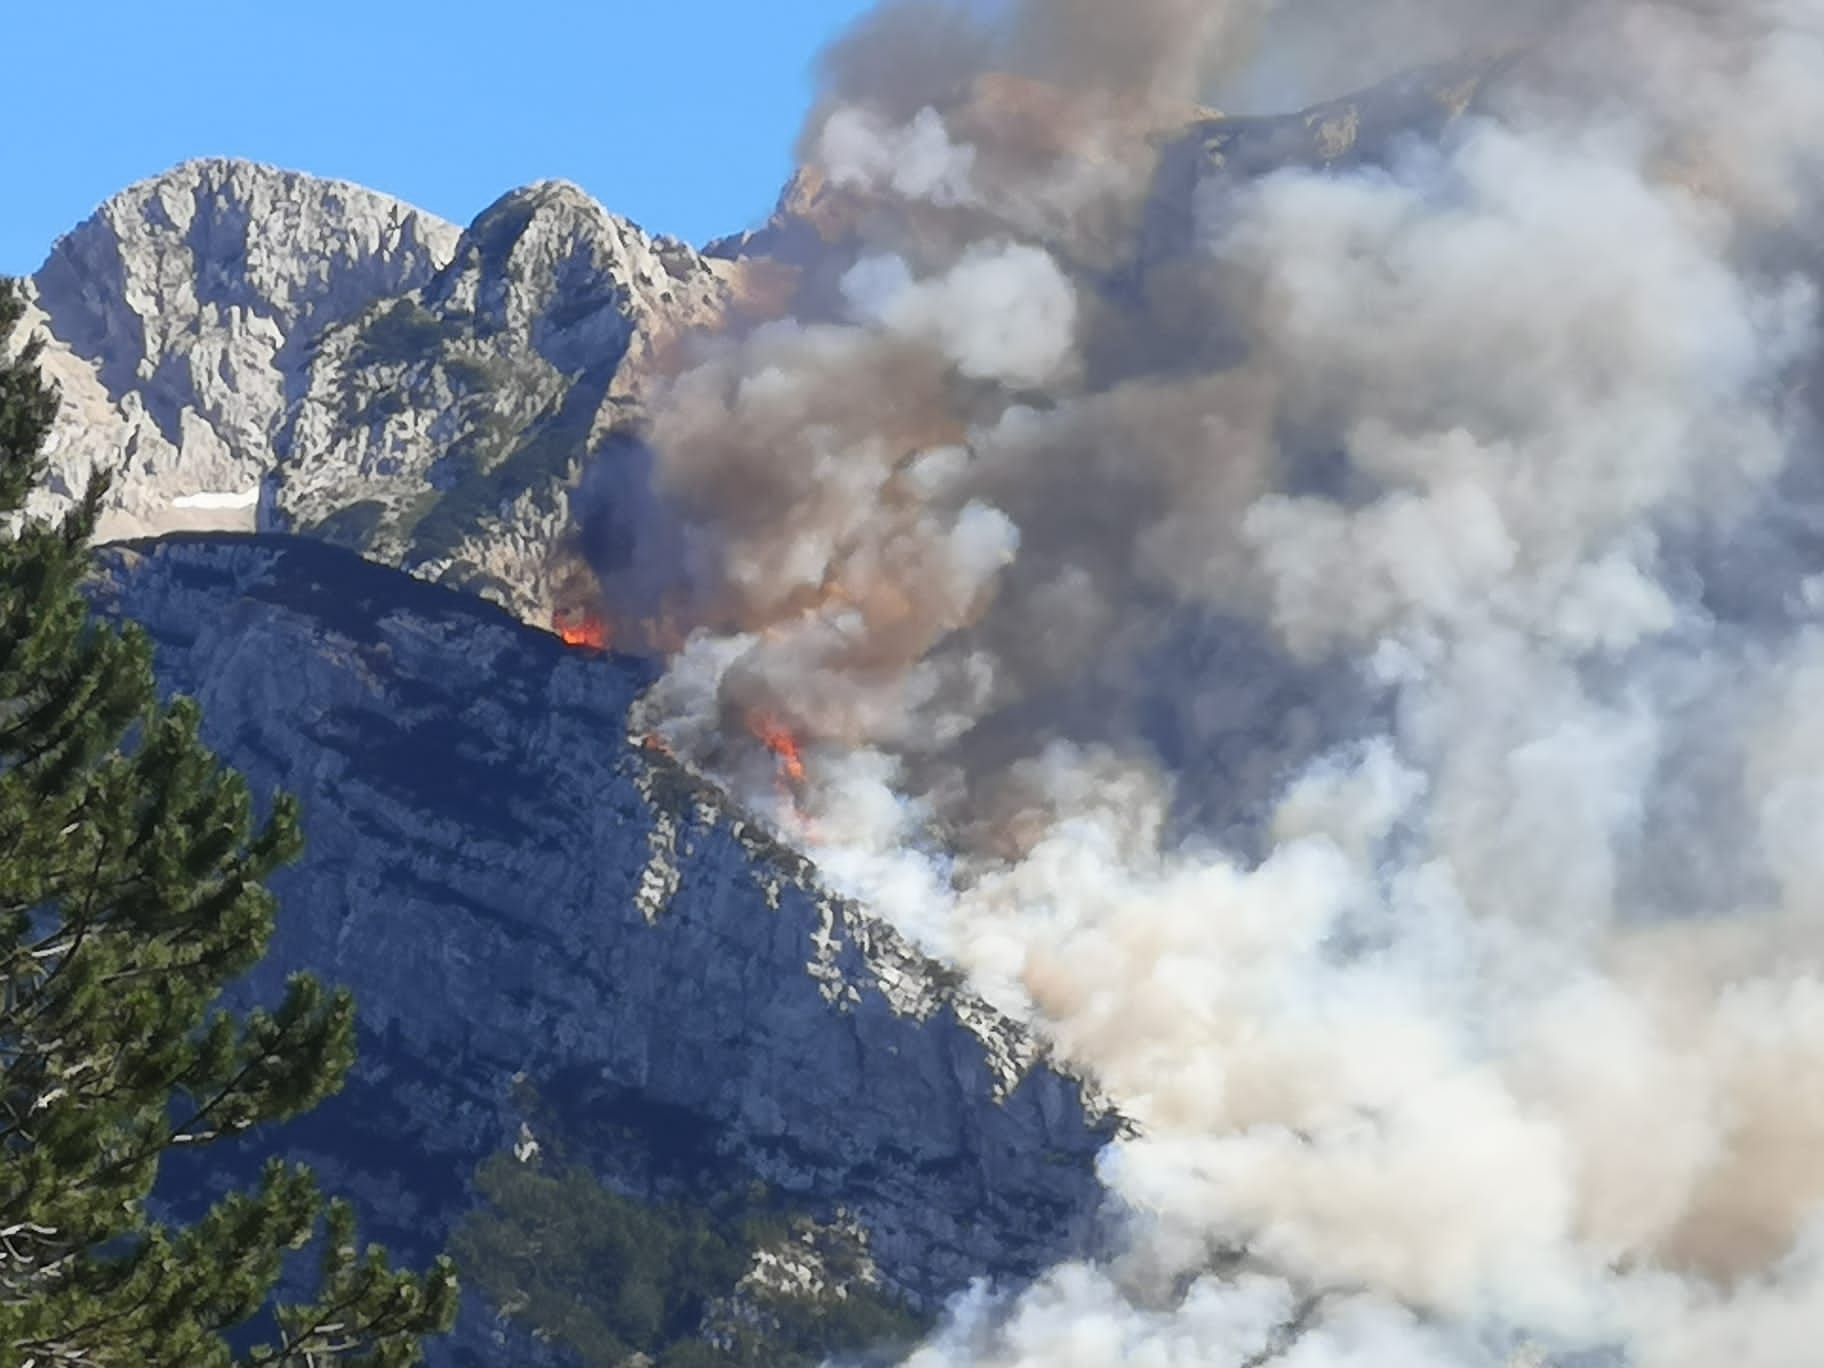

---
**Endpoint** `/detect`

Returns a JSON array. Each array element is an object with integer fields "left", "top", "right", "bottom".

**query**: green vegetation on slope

[
  {"left": 352, "top": 298, "right": 447, "bottom": 368},
  {"left": 451, "top": 1154, "right": 926, "bottom": 1368}
]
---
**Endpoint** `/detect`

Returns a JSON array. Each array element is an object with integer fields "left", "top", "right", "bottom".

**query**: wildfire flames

[
  {"left": 551, "top": 599, "right": 695, "bottom": 657},
  {"left": 749, "top": 712, "right": 818, "bottom": 842},
  {"left": 749, "top": 713, "right": 807, "bottom": 784},
  {"left": 553, "top": 607, "right": 609, "bottom": 652}
]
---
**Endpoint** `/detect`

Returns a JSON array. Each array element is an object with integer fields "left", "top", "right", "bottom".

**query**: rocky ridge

[
  {"left": 20, "top": 160, "right": 752, "bottom": 621},
  {"left": 18, "top": 61, "right": 1514, "bottom": 636}
]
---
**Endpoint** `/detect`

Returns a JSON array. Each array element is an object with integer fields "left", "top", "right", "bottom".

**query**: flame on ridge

[
  {"left": 749, "top": 713, "right": 808, "bottom": 784},
  {"left": 553, "top": 607, "right": 609, "bottom": 651}
]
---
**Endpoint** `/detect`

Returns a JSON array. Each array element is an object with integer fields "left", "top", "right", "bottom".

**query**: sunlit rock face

[
  {"left": 22, "top": 160, "right": 460, "bottom": 539},
  {"left": 91, "top": 533, "right": 1113, "bottom": 1367},
  {"left": 20, "top": 161, "right": 746, "bottom": 623}
]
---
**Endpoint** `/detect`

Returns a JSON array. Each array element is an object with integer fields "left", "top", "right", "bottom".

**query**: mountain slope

[{"left": 89, "top": 534, "right": 1113, "bottom": 1367}]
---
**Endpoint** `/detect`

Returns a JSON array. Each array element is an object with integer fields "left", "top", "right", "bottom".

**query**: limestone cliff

[
  {"left": 276, "top": 180, "right": 740, "bottom": 617},
  {"left": 22, "top": 162, "right": 746, "bottom": 622},
  {"left": 22, "top": 160, "right": 459, "bottom": 537},
  {"left": 90, "top": 534, "right": 1113, "bottom": 1367}
]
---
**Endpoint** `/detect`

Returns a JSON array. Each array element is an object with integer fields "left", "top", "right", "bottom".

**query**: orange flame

[
  {"left": 750, "top": 713, "right": 808, "bottom": 784},
  {"left": 745, "top": 712, "right": 820, "bottom": 844},
  {"left": 554, "top": 608, "right": 609, "bottom": 652}
]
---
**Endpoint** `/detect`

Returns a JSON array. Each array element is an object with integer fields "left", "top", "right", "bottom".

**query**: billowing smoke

[{"left": 571, "top": 0, "right": 1824, "bottom": 1362}]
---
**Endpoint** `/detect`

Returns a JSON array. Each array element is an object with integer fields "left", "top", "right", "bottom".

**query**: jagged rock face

[
  {"left": 90, "top": 535, "right": 1111, "bottom": 1367},
  {"left": 277, "top": 180, "right": 742, "bottom": 618},
  {"left": 1139, "top": 55, "right": 1510, "bottom": 262},
  {"left": 23, "top": 159, "right": 460, "bottom": 536},
  {"left": 18, "top": 61, "right": 1510, "bottom": 626},
  {"left": 23, "top": 162, "right": 745, "bottom": 621}
]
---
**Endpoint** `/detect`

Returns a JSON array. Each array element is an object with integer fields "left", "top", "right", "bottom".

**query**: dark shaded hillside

[{"left": 89, "top": 534, "right": 1114, "bottom": 1367}]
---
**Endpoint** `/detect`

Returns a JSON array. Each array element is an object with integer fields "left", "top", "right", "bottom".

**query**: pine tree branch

[{"left": 0, "top": 837, "right": 111, "bottom": 1047}]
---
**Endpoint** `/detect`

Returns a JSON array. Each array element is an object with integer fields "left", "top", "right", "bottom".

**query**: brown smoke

[
  {"left": 811, "top": 0, "right": 1238, "bottom": 127},
  {"left": 573, "top": 1, "right": 1824, "bottom": 1363}
]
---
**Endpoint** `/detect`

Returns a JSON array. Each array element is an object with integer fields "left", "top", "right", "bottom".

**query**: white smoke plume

[{"left": 572, "top": 0, "right": 1824, "bottom": 1362}]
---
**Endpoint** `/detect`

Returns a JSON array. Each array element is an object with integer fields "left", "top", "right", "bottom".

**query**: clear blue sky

[{"left": 1, "top": 0, "right": 878, "bottom": 276}]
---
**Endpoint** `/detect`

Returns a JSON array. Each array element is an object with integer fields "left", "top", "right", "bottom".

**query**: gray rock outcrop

[
  {"left": 276, "top": 179, "right": 739, "bottom": 617},
  {"left": 22, "top": 159, "right": 459, "bottom": 536},
  {"left": 23, "top": 162, "right": 748, "bottom": 622}
]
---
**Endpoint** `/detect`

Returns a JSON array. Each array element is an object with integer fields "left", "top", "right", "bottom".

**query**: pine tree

[{"left": 0, "top": 279, "right": 458, "bottom": 1364}]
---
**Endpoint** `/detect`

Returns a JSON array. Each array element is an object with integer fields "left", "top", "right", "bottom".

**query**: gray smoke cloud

[{"left": 573, "top": 0, "right": 1824, "bottom": 1362}]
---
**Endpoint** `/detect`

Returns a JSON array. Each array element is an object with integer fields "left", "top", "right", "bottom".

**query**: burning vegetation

[
  {"left": 552, "top": 607, "right": 609, "bottom": 652},
  {"left": 749, "top": 712, "right": 809, "bottom": 785}
]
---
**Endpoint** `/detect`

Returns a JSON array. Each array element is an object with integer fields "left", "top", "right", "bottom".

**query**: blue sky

[{"left": 1, "top": 0, "right": 878, "bottom": 276}]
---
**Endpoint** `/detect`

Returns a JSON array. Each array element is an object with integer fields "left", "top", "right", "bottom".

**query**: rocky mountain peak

[
  {"left": 17, "top": 159, "right": 747, "bottom": 624},
  {"left": 35, "top": 157, "right": 460, "bottom": 377},
  {"left": 271, "top": 175, "right": 742, "bottom": 619},
  {"left": 17, "top": 159, "right": 458, "bottom": 540},
  {"left": 442, "top": 178, "right": 731, "bottom": 377}
]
